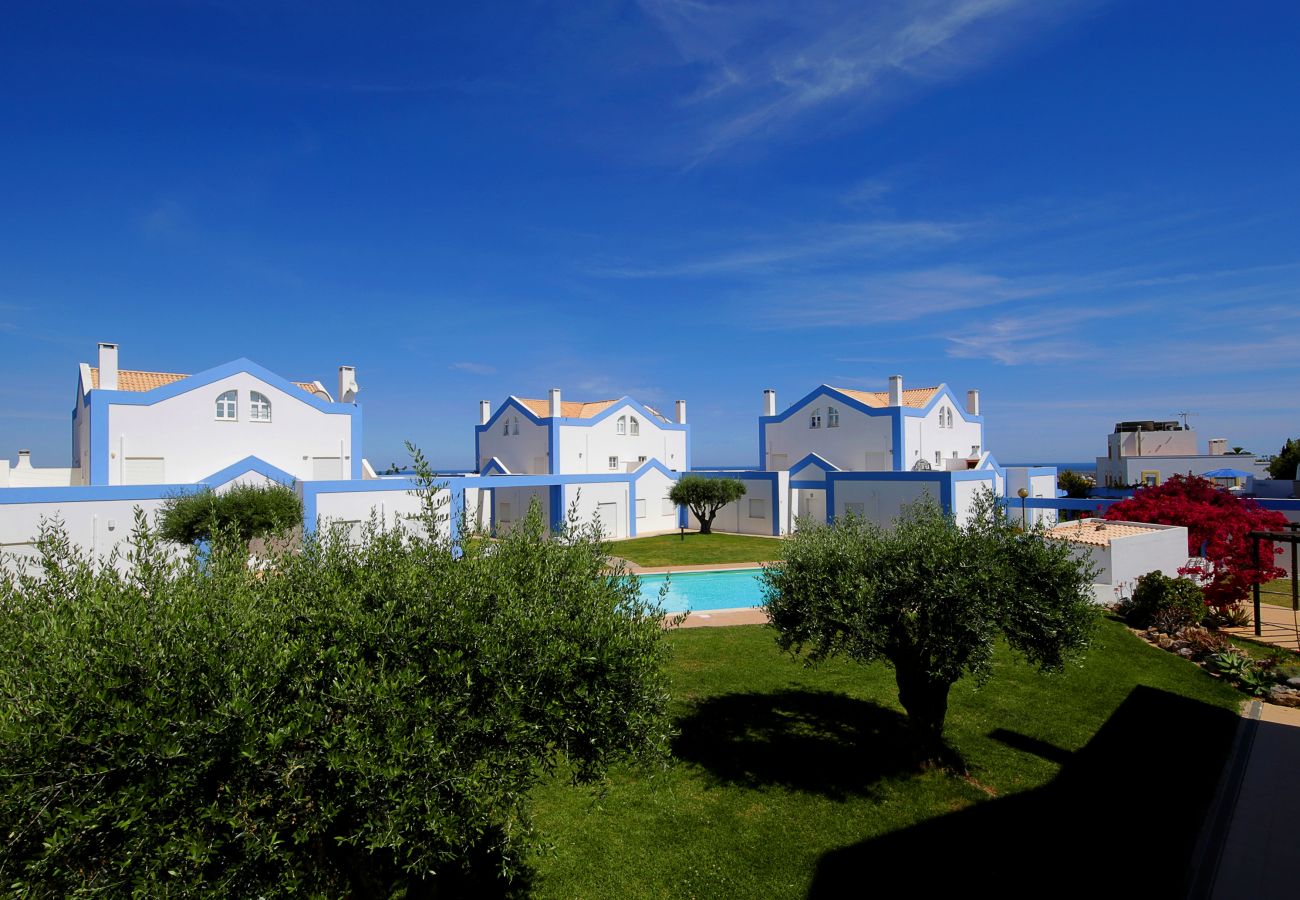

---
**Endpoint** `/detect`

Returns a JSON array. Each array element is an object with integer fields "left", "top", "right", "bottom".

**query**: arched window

[
  {"left": 629, "top": 416, "right": 640, "bottom": 436},
  {"left": 249, "top": 391, "right": 271, "bottom": 422},
  {"left": 946, "top": 408, "right": 954, "bottom": 428},
  {"left": 827, "top": 406, "right": 840, "bottom": 428},
  {"left": 809, "top": 408, "right": 822, "bottom": 429},
  {"left": 938, "top": 406, "right": 947, "bottom": 428},
  {"left": 617, "top": 416, "right": 627, "bottom": 435},
  {"left": 511, "top": 417, "right": 519, "bottom": 435},
  {"left": 502, "top": 418, "right": 510, "bottom": 435},
  {"left": 215, "top": 390, "right": 237, "bottom": 420}
]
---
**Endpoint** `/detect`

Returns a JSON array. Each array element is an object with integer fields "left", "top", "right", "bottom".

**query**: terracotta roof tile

[
  {"left": 90, "top": 368, "right": 328, "bottom": 399},
  {"left": 515, "top": 397, "right": 654, "bottom": 420},
  {"left": 831, "top": 385, "right": 941, "bottom": 409},
  {"left": 1045, "top": 520, "right": 1166, "bottom": 547}
]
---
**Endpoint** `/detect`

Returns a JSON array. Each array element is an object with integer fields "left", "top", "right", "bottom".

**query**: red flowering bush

[{"left": 1105, "top": 474, "right": 1286, "bottom": 608}]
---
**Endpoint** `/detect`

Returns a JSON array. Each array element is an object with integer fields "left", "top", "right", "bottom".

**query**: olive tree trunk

[{"left": 893, "top": 661, "right": 954, "bottom": 765}]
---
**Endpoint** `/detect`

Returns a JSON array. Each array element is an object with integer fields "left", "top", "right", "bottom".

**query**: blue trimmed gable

[{"left": 87, "top": 357, "right": 362, "bottom": 486}]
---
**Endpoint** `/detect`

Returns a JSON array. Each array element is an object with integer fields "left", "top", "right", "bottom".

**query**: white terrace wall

[
  {"left": 832, "top": 478, "right": 934, "bottom": 528},
  {"left": 562, "top": 481, "right": 630, "bottom": 540},
  {"left": 304, "top": 483, "right": 455, "bottom": 543},
  {"left": 0, "top": 493, "right": 175, "bottom": 568},
  {"left": 686, "top": 472, "right": 786, "bottom": 536},
  {"left": 494, "top": 485, "right": 551, "bottom": 533}
]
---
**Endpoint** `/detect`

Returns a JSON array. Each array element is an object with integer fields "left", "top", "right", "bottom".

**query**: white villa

[
  {"left": 474, "top": 389, "right": 688, "bottom": 476},
  {"left": 0, "top": 351, "right": 1057, "bottom": 558},
  {"left": 1094, "top": 420, "right": 1264, "bottom": 488}
]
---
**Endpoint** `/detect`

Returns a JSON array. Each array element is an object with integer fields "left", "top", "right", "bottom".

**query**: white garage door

[
  {"left": 124, "top": 457, "right": 165, "bottom": 484},
  {"left": 312, "top": 457, "right": 343, "bottom": 480}
]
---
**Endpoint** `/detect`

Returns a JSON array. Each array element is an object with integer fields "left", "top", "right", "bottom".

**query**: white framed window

[
  {"left": 502, "top": 418, "right": 509, "bottom": 435},
  {"left": 636, "top": 498, "right": 647, "bottom": 519},
  {"left": 629, "top": 416, "right": 640, "bottom": 436},
  {"left": 935, "top": 451, "right": 941, "bottom": 465},
  {"left": 616, "top": 416, "right": 627, "bottom": 435},
  {"left": 249, "top": 391, "right": 271, "bottom": 422},
  {"left": 511, "top": 417, "right": 519, "bottom": 435},
  {"left": 215, "top": 390, "right": 237, "bottom": 420},
  {"left": 809, "top": 408, "right": 822, "bottom": 429},
  {"left": 971, "top": 445, "right": 981, "bottom": 457},
  {"left": 946, "top": 408, "right": 954, "bottom": 428},
  {"left": 608, "top": 456, "right": 618, "bottom": 470},
  {"left": 938, "top": 406, "right": 947, "bottom": 428},
  {"left": 749, "top": 498, "right": 767, "bottom": 519},
  {"left": 662, "top": 497, "right": 675, "bottom": 516},
  {"left": 637, "top": 455, "right": 647, "bottom": 463},
  {"left": 827, "top": 406, "right": 839, "bottom": 428}
]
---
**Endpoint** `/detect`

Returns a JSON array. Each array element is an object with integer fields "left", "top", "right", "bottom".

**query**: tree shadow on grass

[
  {"left": 808, "top": 686, "right": 1240, "bottom": 898},
  {"left": 672, "top": 689, "right": 934, "bottom": 800}
]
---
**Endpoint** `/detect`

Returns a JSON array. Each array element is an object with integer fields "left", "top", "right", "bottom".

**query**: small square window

[
  {"left": 749, "top": 498, "right": 767, "bottom": 519},
  {"left": 662, "top": 498, "right": 675, "bottom": 516},
  {"left": 608, "top": 456, "right": 618, "bottom": 470},
  {"left": 636, "top": 499, "right": 646, "bottom": 519}
]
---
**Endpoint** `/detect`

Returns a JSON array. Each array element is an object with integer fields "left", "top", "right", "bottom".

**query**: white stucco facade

[{"left": 1046, "top": 518, "right": 1191, "bottom": 603}]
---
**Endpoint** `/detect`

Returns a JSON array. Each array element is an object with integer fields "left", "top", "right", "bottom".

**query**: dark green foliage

[
  {"left": 668, "top": 475, "right": 747, "bottom": 534},
  {"left": 0, "top": 485, "right": 673, "bottom": 894},
  {"left": 760, "top": 492, "right": 1097, "bottom": 765},
  {"left": 1057, "top": 469, "right": 1093, "bottom": 499},
  {"left": 1117, "top": 571, "right": 1206, "bottom": 630},
  {"left": 1267, "top": 437, "right": 1300, "bottom": 480},
  {"left": 158, "top": 482, "right": 302, "bottom": 545}
]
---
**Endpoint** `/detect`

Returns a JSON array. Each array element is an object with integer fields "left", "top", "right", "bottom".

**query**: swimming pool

[{"left": 634, "top": 567, "right": 765, "bottom": 613}]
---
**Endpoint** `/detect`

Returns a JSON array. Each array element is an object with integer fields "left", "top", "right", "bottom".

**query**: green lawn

[
  {"left": 529, "top": 618, "right": 1243, "bottom": 898},
  {"left": 1260, "top": 578, "right": 1297, "bottom": 608},
  {"left": 609, "top": 532, "right": 782, "bottom": 566}
]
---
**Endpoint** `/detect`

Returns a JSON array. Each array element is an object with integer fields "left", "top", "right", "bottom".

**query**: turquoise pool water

[{"left": 635, "top": 567, "right": 765, "bottom": 613}]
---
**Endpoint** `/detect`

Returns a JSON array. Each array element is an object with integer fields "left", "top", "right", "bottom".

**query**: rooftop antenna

[{"left": 1174, "top": 410, "right": 1197, "bottom": 429}]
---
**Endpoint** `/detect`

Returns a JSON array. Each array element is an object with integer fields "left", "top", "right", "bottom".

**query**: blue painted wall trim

[
  {"left": 200, "top": 456, "right": 297, "bottom": 488},
  {"left": 0, "top": 483, "right": 202, "bottom": 504},
  {"left": 87, "top": 357, "right": 362, "bottom": 486}
]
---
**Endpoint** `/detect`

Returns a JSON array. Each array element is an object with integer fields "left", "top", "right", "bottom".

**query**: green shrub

[
  {"left": 158, "top": 482, "right": 302, "bottom": 545},
  {"left": 1118, "top": 571, "right": 1206, "bottom": 630},
  {"left": 0, "top": 492, "right": 673, "bottom": 895}
]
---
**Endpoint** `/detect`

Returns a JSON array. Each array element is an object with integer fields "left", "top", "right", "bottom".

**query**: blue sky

[{"left": 2, "top": 1, "right": 1297, "bottom": 469}]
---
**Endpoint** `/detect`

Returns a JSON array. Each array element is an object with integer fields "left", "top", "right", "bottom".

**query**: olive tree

[
  {"left": 158, "top": 482, "right": 302, "bottom": 546},
  {"left": 668, "top": 475, "right": 747, "bottom": 534},
  {"left": 761, "top": 491, "right": 1096, "bottom": 766},
  {"left": 0, "top": 465, "right": 673, "bottom": 894}
]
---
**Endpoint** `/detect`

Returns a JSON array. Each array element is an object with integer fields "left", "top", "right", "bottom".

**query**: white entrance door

[
  {"left": 312, "top": 457, "right": 342, "bottom": 480},
  {"left": 533, "top": 456, "right": 549, "bottom": 474},
  {"left": 124, "top": 457, "right": 165, "bottom": 484},
  {"left": 799, "top": 490, "right": 825, "bottom": 524},
  {"left": 596, "top": 502, "right": 619, "bottom": 538}
]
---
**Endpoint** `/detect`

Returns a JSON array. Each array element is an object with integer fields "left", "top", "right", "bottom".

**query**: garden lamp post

[{"left": 1017, "top": 487, "right": 1028, "bottom": 529}]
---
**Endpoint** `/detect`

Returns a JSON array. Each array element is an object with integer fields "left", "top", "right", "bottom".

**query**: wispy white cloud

[
  {"left": 589, "top": 218, "right": 962, "bottom": 278},
  {"left": 451, "top": 361, "right": 497, "bottom": 375},
  {"left": 944, "top": 305, "right": 1132, "bottom": 365},
  {"left": 640, "top": 0, "right": 1090, "bottom": 163}
]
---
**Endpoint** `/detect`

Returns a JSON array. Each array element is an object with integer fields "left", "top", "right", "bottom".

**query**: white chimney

[
  {"left": 966, "top": 389, "right": 980, "bottom": 417},
  {"left": 549, "top": 388, "right": 562, "bottom": 418},
  {"left": 338, "top": 366, "right": 359, "bottom": 403},
  {"left": 98, "top": 342, "right": 119, "bottom": 390},
  {"left": 675, "top": 400, "right": 687, "bottom": 424},
  {"left": 763, "top": 389, "right": 777, "bottom": 416},
  {"left": 479, "top": 400, "right": 492, "bottom": 425},
  {"left": 15, "top": 449, "right": 32, "bottom": 470},
  {"left": 888, "top": 375, "right": 903, "bottom": 407},
  {"left": 1208, "top": 438, "right": 1227, "bottom": 456}
]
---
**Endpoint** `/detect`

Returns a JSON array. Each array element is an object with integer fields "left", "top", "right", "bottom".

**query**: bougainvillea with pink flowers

[{"left": 1105, "top": 474, "right": 1286, "bottom": 608}]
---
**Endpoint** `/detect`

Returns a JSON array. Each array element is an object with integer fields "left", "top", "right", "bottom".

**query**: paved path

[
  {"left": 1223, "top": 602, "right": 1300, "bottom": 653},
  {"left": 1195, "top": 702, "right": 1300, "bottom": 898}
]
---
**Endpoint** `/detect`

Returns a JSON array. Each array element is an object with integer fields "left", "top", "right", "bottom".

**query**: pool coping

[{"left": 620, "top": 560, "right": 774, "bottom": 575}]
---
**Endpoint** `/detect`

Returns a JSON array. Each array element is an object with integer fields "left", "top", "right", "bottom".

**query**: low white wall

[
  {"left": 310, "top": 486, "right": 437, "bottom": 542},
  {"left": 831, "top": 479, "right": 934, "bottom": 530},
  {"left": 494, "top": 485, "right": 551, "bottom": 534},
  {"left": 563, "top": 482, "right": 629, "bottom": 539},
  {"left": 0, "top": 495, "right": 173, "bottom": 568},
  {"left": 686, "top": 474, "right": 782, "bottom": 536}
]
